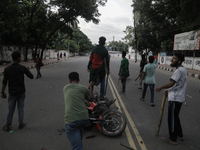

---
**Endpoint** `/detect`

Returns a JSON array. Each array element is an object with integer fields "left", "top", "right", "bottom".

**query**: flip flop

[
  {"left": 178, "top": 136, "right": 184, "bottom": 141},
  {"left": 19, "top": 123, "right": 25, "bottom": 129},
  {"left": 161, "top": 137, "right": 177, "bottom": 145},
  {"left": 3, "top": 125, "right": 10, "bottom": 131},
  {"left": 140, "top": 98, "right": 144, "bottom": 101}
]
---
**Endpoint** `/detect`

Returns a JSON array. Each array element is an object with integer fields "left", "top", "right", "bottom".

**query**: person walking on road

[
  {"left": 138, "top": 54, "right": 147, "bottom": 89},
  {"left": 1, "top": 51, "right": 34, "bottom": 131},
  {"left": 87, "top": 36, "right": 110, "bottom": 99},
  {"left": 34, "top": 54, "right": 42, "bottom": 79},
  {"left": 63, "top": 72, "right": 93, "bottom": 150},
  {"left": 156, "top": 53, "right": 187, "bottom": 145},
  {"left": 118, "top": 51, "right": 129, "bottom": 93},
  {"left": 139, "top": 55, "right": 156, "bottom": 106}
]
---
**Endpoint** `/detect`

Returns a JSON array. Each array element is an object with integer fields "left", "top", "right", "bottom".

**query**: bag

[{"left": 40, "top": 62, "right": 44, "bottom": 66}]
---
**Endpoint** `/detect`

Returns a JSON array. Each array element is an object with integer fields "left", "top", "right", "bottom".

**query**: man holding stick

[
  {"left": 87, "top": 36, "right": 110, "bottom": 99},
  {"left": 156, "top": 53, "right": 187, "bottom": 145},
  {"left": 118, "top": 51, "right": 129, "bottom": 93}
]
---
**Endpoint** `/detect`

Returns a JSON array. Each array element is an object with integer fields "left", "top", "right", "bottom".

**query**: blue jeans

[
  {"left": 142, "top": 83, "right": 155, "bottom": 103},
  {"left": 6, "top": 94, "right": 25, "bottom": 126},
  {"left": 36, "top": 67, "right": 41, "bottom": 78},
  {"left": 66, "top": 120, "right": 90, "bottom": 150}
]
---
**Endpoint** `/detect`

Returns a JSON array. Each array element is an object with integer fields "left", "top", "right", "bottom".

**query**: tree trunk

[
  {"left": 24, "top": 0, "right": 40, "bottom": 62},
  {"left": 24, "top": 46, "right": 28, "bottom": 61},
  {"left": 41, "top": 29, "right": 58, "bottom": 59}
]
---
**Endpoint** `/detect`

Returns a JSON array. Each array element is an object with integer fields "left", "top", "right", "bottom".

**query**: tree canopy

[
  {"left": 126, "top": 0, "right": 200, "bottom": 55},
  {"left": 0, "top": 0, "right": 107, "bottom": 60}
]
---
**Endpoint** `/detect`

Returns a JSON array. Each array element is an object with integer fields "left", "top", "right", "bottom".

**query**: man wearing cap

[{"left": 87, "top": 36, "right": 110, "bottom": 99}]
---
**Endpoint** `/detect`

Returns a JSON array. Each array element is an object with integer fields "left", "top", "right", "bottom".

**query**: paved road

[{"left": 0, "top": 56, "right": 199, "bottom": 150}]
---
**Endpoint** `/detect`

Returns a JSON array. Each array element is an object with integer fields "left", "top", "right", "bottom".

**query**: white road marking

[{"left": 185, "top": 94, "right": 192, "bottom": 99}]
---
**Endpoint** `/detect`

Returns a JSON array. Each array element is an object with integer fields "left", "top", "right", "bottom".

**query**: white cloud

[{"left": 78, "top": 0, "right": 133, "bottom": 44}]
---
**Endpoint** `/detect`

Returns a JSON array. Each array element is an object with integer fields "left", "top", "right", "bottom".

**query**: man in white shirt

[{"left": 156, "top": 53, "right": 187, "bottom": 145}]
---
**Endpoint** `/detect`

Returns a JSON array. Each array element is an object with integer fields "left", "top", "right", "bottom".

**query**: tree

[
  {"left": 0, "top": 0, "right": 107, "bottom": 60},
  {"left": 131, "top": 0, "right": 200, "bottom": 55},
  {"left": 123, "top": 26, "right": 135, "bottom": 49},
  {"left": 107, "top": 41, "right": 128, "bottom": 52}
]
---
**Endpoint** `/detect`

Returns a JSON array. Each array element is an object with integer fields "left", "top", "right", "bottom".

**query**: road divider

[
  {"left": 108, "top": 76, "right": 147, "bottom": 150},
  {"left": 108, "top": 78, "right": 137, "bottom": 150}
]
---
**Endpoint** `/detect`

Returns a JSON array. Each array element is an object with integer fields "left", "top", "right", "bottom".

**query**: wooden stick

[
  {"left": 120, "top": 143, "right": 134, "bottom": 150},
  {"left": 155, "top": 93, "right": 167, "bottom": 136},
  {"left": 135, "top": 72, "right": 143, "bottom": 81},
  {"left": 104, "top": 74, "right": 109, "bottom": 96}
]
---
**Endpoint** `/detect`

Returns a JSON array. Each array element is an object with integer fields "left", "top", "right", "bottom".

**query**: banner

[{"left": 174, "top": 30, "right": 200, "bottom": 50}]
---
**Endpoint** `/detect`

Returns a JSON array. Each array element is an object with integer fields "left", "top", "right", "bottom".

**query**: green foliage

[
  {"left": 123, "top": 26, "right": 135, "bottom": 49},
  {"left": 130, "top": 0, "right": 200, "bottom": 54},
  {"left": 107, "top": 41, "right": 128, "bottom": 52},
  {"left": 0, "top": 0, "right": 107, "bottom": 60},
  {"left": 53, "top": 29, "right": 93, "bottom": 53}
]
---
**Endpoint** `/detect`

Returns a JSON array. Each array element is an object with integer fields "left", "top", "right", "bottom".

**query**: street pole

[
  {"left": 134, "top": 8, "right": 137, "bottom": 63},
  {"left": 113, "top": 36, "right": 114, "bottom": 51}
]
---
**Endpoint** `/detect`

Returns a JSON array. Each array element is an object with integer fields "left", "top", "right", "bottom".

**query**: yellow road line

[
  {"left": 109, "top": 76, "right": 147, "bottom": 150},
  {"left": 108, "top": 79, "right": 137, "bottom": 150}
]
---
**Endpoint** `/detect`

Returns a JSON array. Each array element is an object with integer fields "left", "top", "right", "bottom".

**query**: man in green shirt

[
  {"left": 63, "top": 72, "right": 93, "bottom": 150},
  {"left": 118, "top": 51, "right": 129, "bottom": 93}
]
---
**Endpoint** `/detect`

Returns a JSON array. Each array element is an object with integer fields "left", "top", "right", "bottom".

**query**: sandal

[
  {"left": 19, "top": 123, "right": 26, "bottom": 129},
  {"left": 3, "top": 125, "right": 10, "bottom": 131},
  {"left": 140, "top": 98, "right": 144, "bottom": 101},
  {"left": 178, "top": 136, "right": 184, "bottom": 141},
  {"left": 161, "top": 137, "right": 177, "bottom": 145},
  {"left": 169, "top": 139, "right": 178, "bottom": 145}
]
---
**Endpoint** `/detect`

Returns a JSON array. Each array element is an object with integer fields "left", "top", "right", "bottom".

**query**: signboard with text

[{"left": 174, "top": 30, "right": 200, "bottom": 50}]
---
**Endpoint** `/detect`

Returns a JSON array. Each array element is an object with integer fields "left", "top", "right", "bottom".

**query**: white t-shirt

[{"left": 168, "top": 66, "right": 187, "bottom": 102}]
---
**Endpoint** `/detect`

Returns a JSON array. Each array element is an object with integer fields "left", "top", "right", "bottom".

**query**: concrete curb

[
  {"left": 0, "top": 61, "right": 59, "bottom": 76},
  {"left": 157, "top": 65, "right": 174, "bottom": 72},
  {"left": 157, "top": 65, "right": 200, "bottom": 79}
]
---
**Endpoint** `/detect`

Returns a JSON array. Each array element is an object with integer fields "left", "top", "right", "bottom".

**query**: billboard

[{"left": 174, "top": 30, "right": 200, "bottom": 50}]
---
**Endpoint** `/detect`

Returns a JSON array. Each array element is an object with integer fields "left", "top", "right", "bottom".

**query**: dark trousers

[
  {"left": 6, "top": 94, "right": 25, "bottom": 126},
  {"left": 168, "top": 101, "right": 183, "bottom": 142},
  {"left": 36, "top": 67, "right": 41, "bottom": 78},
  {"left": 121, "top": 74, "right": 127, "bottom": 92}
]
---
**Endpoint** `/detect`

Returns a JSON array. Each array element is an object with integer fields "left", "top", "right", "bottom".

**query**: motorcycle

[{"left": 85, "top": 93, "right": 126, "bottom": 137}]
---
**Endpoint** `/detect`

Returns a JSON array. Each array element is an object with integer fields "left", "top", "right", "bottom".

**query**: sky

[{"left": 78, "top": 0, "right": 133, "bottom": 45}]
